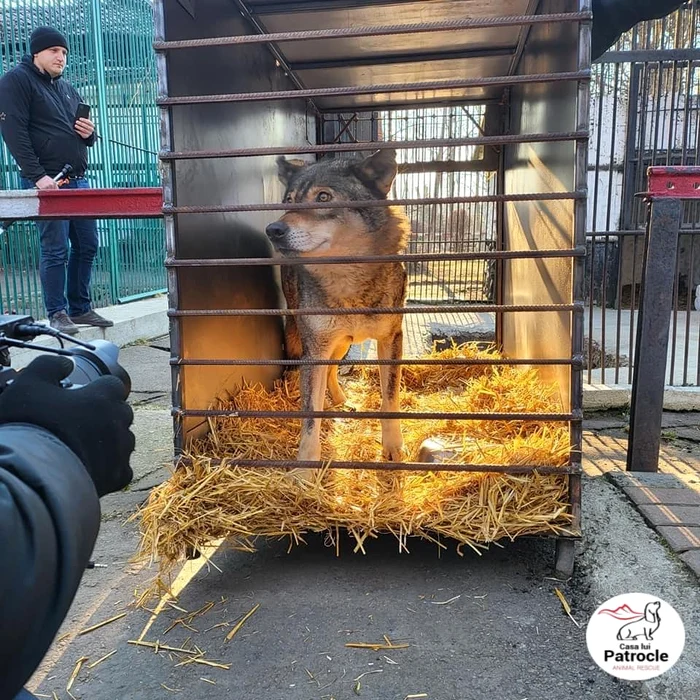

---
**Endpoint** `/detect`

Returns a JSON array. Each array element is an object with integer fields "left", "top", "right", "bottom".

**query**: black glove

[{"left": 0, "top": 355, "right": 135, "bottom": 497}]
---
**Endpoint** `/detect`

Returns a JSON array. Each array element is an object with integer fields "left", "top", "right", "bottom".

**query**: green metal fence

[{"left": 0, "top": 0, "right": 164, "bottom": 318}]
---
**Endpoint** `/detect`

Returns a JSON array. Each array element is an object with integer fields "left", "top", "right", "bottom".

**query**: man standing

[{"left": 0, "top": 26, "right": 113, "bottom": 334}]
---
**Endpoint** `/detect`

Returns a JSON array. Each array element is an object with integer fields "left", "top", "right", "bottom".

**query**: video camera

[{"left": 0, "top": 313, "right": 131, "bottom": 394}]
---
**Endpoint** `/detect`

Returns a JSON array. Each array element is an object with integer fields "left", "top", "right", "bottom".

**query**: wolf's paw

[
  {"left": 287, "top": 467, "right": 317, "bottom": 484},
  {"left": 382, "top": 440, "right": 406, "bottom": 462},
  {"left": 325, "top": 390, "right": 348, "bottom": 409}
]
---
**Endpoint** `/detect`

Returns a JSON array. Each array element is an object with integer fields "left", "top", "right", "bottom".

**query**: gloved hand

[{"left": 0, "top": 355, "right": 135, "bottom": 497}]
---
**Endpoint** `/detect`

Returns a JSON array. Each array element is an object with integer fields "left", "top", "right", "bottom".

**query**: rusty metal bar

[
  {"left": 152, "top": 12, "right": 592, "bottom": 51},
  {"left": 160, "top": 131, "right": 588, "bottom": 160},
  {"left": 172, "top": 357, "right": 583, "bottom": 367},
  {"left": 175, "top": 456, "right": 582, "bottom": 475},
  {"left": 168, "top": 302, "right": 584, "bottom": 317},
  {"left": 173, "top": 408, "right": 580, "bottom": 421},
  {"left": 165, "top": 192, "right": 585, "bottom": 215},
  {"left": 165, "top": 247, "right": 587, "bottom": 267},
  {"left": 289, "top": 45, "right": 517, "bottom": 71},
  {"left": 627, "top": 197, "right": 683, "bottom": 472},
  {"left": 153, "top": 0, "right": 184, "bottom": 455},
  {"left": 565, "top": 0, "right": 591, "bottom": 554},
  {"left": 158, "top": 71, "right": 590, "bottom": 106}
]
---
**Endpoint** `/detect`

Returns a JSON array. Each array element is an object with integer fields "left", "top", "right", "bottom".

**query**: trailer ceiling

[{"left": 240, "top": 0, "right": 534, "bottom": 110}]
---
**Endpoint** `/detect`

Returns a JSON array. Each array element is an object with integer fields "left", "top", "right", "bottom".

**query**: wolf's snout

[{"left": 266, "top": 221, "right": 289, "bottom": 240}]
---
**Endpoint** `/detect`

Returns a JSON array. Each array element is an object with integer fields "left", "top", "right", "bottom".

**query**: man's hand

[
  {"left": 0, "top": 355, "right": 135, "bottom": 497},
  {"left": 35, "top": 175, "right": 58, "bottom": 190},
  {"left": 74, "top": 117, "right": 95, "bottom": 139}
]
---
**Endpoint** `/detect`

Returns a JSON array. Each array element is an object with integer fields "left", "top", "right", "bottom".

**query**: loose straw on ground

[
  {"left": 87, "top": 650, "right": 117, "bottom": 669},
  {"left": 78, "top": 612, "right": 127, "bottom": 636},
  {"left": 134, "top": 343, "right": 575, "bottom": 590},
  {"left": 66, "top": 657, "right": 88, "bottom": 692},
  {"left": 225, "top": 603, "right": 260, "bottom": 642}
]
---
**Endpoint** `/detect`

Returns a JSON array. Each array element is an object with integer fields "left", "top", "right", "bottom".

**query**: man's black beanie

[{"left": 30, "top": 26, "right": 69, "bottom": 55}]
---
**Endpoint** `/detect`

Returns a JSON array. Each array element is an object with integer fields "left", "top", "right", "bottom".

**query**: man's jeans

[
  {"left": 13, "top": 689, "right": 37, "bottom": 699},
  {"left": 21, "top": 177, "right": 98, "bottom": 318}
]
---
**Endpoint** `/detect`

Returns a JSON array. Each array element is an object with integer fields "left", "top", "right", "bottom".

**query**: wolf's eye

[
  {"left": 316, "top": 191, "right": 332, "bottom": 202},
  {"left": 284, "top": 195, "right": 293, "bottom": 204}
]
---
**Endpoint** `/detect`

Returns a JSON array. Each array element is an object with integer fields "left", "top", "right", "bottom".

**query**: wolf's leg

[
  {"left": 294, "top": 344, "right": 332, "bottom": 479},
  {"left": 326, "top": 337, "right": 352, "bottom": 407},
  {"left": 377, "top": 329, "right": 404, "bottom": 461},
  {"left": 284, "top": 316, "right": 303, "bottom": 360}
]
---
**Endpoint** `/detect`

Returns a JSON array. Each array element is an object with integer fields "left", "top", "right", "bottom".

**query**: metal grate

[
  {"left": 586, "top": 2, "right": 700, "bottom": 386},
  {"left": 321, "top": 107, "right": 498, "bottom": 304}
]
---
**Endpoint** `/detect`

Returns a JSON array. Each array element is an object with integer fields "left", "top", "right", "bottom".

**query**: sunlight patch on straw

[{"left": 135, "top": 344, "right": 574, "bottom": 587}]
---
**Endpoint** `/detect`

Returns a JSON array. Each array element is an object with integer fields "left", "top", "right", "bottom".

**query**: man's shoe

[
  {"left": 70, "top": 310, "right": 115, "bottom": 328},
  {"left": 50, "top": 311, "right": 80, "bottom": 335}
]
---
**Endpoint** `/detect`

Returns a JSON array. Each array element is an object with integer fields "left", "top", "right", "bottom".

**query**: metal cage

[{"left": 155, "top": 0, "right": 591, "bottom": 575}]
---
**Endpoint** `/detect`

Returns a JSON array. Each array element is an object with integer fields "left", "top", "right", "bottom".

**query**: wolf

[{"left": 265, "top": 149, "right": 410, "bottom": 476}]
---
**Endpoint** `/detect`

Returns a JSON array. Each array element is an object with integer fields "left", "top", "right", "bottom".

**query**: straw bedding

[{"left": 136, "top": 343, "right": 574, "bottom": 577}]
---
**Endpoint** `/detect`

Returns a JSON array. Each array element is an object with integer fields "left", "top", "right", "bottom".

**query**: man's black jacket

[
  {"left": 0, "top": 55, "right": 95, "bottom": 183},
  {"left": 0, "top": 423, "right": 100, "bottom": 698}
]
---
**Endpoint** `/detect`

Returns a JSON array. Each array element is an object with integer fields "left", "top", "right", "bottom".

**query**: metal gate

[
  {"left": 321, "top": 107, "right": 498, "bottom": 308},
  {"left": 0, "top": 0, "right": 165, "bottom": 318},
  {"left": 586, "top": 2, "right": 700, "bottom": 386}
]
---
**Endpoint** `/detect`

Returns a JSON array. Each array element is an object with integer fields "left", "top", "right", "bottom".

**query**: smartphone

[{"left": 75, "top": 102, "right": 91, "bottom": 122}]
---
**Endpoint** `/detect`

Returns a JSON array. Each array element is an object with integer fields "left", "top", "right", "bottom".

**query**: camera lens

[{"left": 66, "top": 339, "right": 131, "bottom": 394}]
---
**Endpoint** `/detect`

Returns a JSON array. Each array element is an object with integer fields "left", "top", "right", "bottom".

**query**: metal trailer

[{"left": 152, "top": 0, "right": 591, "bottom": 577}]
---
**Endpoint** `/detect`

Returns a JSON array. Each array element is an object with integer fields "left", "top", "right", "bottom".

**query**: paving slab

[
  {"left": 124, "top": 408, "right": 172, "bottom": 482},
  {"left": 656, "top": 526, "right": 700, "bottom": 553},
  {"left": 681, "top": 549, "right": 700, "bottom": 578},
  {"left": 622, "top": 486, "right": 700, "bottom": 506},
  {"left": 637, "top": 504, "right": 700, "bottom": 527},
  {"left": 660, "top": 412, "right": 700, "bottom": 428},
  {"left": 121, "top": 345, "right": 171, "bottom": 395},
  {"left": 607, "top": 469, "right": 696, "bottom": 489},
  {"left": 582, "top": 416, "right": 629, "bottom": 430},
  {"left": 674, "top": 426, "right": 700, "bottom": 442},
  {"left": 118, "top": 343, "right": 171, "bottom": 409}
]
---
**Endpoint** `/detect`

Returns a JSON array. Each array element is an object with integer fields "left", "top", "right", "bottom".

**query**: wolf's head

[{"left": 265, "top": 149, "right": 404, "bottom": 258}]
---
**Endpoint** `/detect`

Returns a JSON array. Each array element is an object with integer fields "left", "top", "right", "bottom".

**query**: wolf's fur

[{"left": 266, "top": 149, "right": 410, "bottom": 476}]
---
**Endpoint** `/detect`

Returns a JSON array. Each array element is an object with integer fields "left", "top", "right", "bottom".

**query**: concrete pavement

[{"left": 23, "top": 338, "right": 700, "bottom": 700}]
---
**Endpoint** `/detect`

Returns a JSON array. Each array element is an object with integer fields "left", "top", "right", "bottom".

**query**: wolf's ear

[
  {"left": 277, "top": 156, "right": 305, "bottom": 186},
  {"left": 353, "top": 149, "right": 397, "bottom": 196}
]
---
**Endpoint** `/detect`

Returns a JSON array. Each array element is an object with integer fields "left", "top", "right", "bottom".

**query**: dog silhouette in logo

[{"left": 616, "top": 601, "right": 661, "bottom": 641}]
